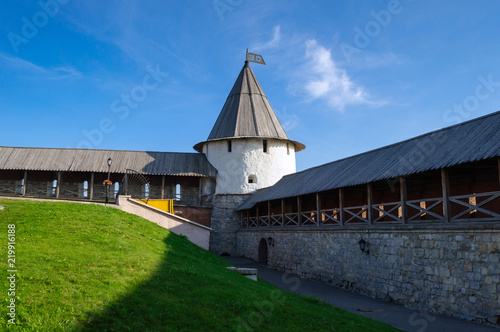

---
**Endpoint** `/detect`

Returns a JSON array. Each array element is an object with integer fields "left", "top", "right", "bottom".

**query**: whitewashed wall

[{"left": 202, "top": 138, "right": 296, "bottom": 194}]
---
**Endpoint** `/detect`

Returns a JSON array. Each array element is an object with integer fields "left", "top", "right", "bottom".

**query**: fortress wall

[{"left": 237, "top": 225, "right": 500, "bottom": 325}]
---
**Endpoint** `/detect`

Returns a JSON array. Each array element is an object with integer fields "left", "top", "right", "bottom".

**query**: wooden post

[
  {"left": 198, "top": 177, "right": 202, "bottom": 206},
  {"left": 441, "top": 168, "right": 451, "bottom": 222},
  {"left": 256, "top": 206, "right": 260, "bottom": 228},
  {"left": 339, "top": 188, "right": 344, "bottom": 226},
  {"left": 89, "top": 172, "right": 94, "bottom": 200},
  {"left": 22, "top": 170, "right": 27, "bottom": 196},
  {"left": 56, "top": 172, "right": 61, "bottom": 198},
  {"left": 497, "top": 157, "right": 500, "bottom": 189},
  {"left": 246, "top": 209, "right": 249, "bottom": 228},
  {"left": 268, "top": 200, "right": 272, "bottom": 228},
  {"left": 400, "top": 176, "right": 407, "bottom": 224},
  {"left": 316, "top": 192, "right": 321, "bottom": 226},
  {"left": 161, "top": 175, "right": 165, "bottom": 199},
  {"left": 281, "top": 198, "right": 285, "bottom": 228},
  {"left": 124, "top": 173, "right": 128, "bottom": 196},
  {"left": 367, "top": 183, "right": 373, "bottom": 224},
  {"left": 297, "top": 195, "right": 302, "bottom": 226}
]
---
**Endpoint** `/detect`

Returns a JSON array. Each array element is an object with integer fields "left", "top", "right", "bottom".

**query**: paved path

[{"left": 224, "top": 257, "right": 499, "bottom": 332}]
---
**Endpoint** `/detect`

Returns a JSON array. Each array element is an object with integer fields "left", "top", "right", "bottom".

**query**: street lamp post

[{"left": 106, "top": 157, "right": 112, "bottom": 204}]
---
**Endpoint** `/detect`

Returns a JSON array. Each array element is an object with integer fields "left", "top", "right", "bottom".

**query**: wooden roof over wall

[
  {"left": 194, "top": 61, "right": 305, "bottom": 152},
  {"left": 237, "top": 111, "right": 500, "bottom": 210},
  {"left": 0, "top": 147, "right": 217, "bottom": 177}
]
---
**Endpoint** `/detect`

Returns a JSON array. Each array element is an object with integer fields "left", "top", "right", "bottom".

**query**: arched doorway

[{"left": 258, "top": 238, "right": 268, "bottom": 265}]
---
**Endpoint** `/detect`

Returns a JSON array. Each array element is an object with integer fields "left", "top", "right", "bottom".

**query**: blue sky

[{"left": 1, "top": 0, "right": 500, "bottom": 171}]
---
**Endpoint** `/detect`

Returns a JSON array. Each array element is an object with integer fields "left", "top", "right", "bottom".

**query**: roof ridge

[{"left": 0, "top": 146, "right": 203, "bottom": 155}]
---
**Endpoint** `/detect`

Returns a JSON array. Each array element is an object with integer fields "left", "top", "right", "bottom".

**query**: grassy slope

[{"left": 0, "top": 199, "right": 399, "bottom": 331}]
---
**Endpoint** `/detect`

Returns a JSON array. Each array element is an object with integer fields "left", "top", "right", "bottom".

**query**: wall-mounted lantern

[
  {"left": 358, "top": 238, "right": 369, "bottom": 254},
  {"left": 267, "top": 237, "right": 275, "bottom": 247}
]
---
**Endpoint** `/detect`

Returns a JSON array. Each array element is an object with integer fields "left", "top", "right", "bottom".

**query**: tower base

[{"left": 209, "top": 194, "right": 250, "bottom": 256}]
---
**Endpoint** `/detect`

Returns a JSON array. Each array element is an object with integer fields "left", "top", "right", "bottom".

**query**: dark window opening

[
  {"left": 263, "top": 139, "right": 268, "bottom": 153},
  {"left": 227, "top": 140, "right": 232, "bottom": 152}
]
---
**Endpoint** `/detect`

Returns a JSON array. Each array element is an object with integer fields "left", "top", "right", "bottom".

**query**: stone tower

[{"left": 194, "top": 61, "right": 305, "bottom": 255}]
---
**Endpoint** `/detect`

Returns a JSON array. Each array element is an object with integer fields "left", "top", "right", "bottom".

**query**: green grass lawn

[{"left": 0, "top": 199, "right": 399, "bottom": 331}]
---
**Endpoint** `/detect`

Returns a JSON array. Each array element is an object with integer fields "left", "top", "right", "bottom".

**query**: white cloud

[
  {"left": 0, "top": 53, "right": 82, "bottom": 80},
  {"left": 48, "top": 67, "right": 82, "bottom": 80},
  {"left": 276, "top": 106, "right": 299, "bottom": 132},
  {"left": 300, "top": 39, "right": 377, "bottom": 111},
  {"left": 0, "top": 53, "right": 46, "bottom": 73},
  {"left": 252, "top": 25, "right": 281, "bottom": 51}
]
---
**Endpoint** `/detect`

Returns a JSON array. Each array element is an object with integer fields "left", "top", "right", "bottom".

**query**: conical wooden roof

[{"left": 194, "top": 61, "right": 305, "bottom": 152}]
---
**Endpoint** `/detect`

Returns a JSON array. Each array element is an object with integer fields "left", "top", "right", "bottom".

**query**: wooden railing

[
  {"left": 270, "top": 214, "right": 283, "bottom": 227},
  {"left": 0, "top": 184, "right": 23, "bottom": 195},
  {"left": 450, "top": 191, "right": 500, "bottom": 222},
  {"left": 320, "top": 209, "right": 341, "bottom": 226},
  {"left": 372, "top": 202, "right": 402, "bottom": 223},
  {"left": 59, "top": 188, "right": 87, "bottom": 199},
  {"left": 285, "top": 213, "right": 299, "bottom": 226},
  {"left": 301, "top": 211, "right": 318, "bottom": 226},
  {"left": 344, "top": 205, "right": 369, "bottom": 224},
  {"left": 407, "top": 197, "right": 445, "bottom": 222},
  {"left": 240, "top": 191, "right": 500, "bottom": 228},
  {"left": 258, "top": 215, "right": 269, "bottom": 227},
  {"left": 26, "top": 187, "right": 55, "bottom": 197}
]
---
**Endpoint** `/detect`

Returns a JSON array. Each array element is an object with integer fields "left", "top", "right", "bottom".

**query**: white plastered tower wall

[
  {"left": 194, "top": 60, "right": 305, "bottom": 255},
  {"left": 203, "top": 138, "right": 296, "bottom": 194}
]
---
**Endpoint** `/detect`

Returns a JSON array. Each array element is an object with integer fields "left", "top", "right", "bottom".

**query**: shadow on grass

[
  {"left": 73, "top": 232, "right": 398, "bottom": 332},
  {"left": 73, "top": 232, "right": 274, "bottom": 331}
]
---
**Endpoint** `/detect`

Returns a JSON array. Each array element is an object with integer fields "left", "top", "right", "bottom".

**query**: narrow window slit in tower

[
  {"left": 227, "top": 140, "right": 232, "bottom": 152},
  {"left": 263, "top": 139, "right": 268, "bottom": 153}
]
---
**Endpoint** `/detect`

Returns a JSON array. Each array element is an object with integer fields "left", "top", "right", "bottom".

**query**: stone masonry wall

[
  {"left": 209, "top": 194, "right": 251, "bottom": 255},
  {"left": 237, "top": 225, "right": 500, "bottom": 325}
]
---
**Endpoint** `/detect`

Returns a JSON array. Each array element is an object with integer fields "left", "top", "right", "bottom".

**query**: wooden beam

[
  {"left": 316, "top": 192, "right": 321, "bottom": 226},
  {"left": 339, "top": 188, "right": 344, "bottom": 226},
  {"left": 498, "top": 157, "right": 500, "bottom": 189},
  {"left": 441, "top": 168, "right": 451, "bottom": 222},
  {"left": 161, "top": 175, "right": 165, "bottom": 200},
  {"left": 281, "top": 198, "right": 285, "bottom": 228},
  {"left": 256, "top": 205, "right": 260, "bottom": 228},
  {"left": 22, "top": 170, "right": 27, "bottom": 196},
  {"left": 89, "top": 172, "right": 94, "bottom": 200},
  {"left": 297, "top": 195, "right": 302, "bottom": 226},
  {"left": 400, "top": 176, "right": 407, "bottom": 224},
  {"left": 56, "top": 172, "right": 61, "bottom": 198},
  {"left": 124, "top": 173, "right": 128, "bottom": 196},
  {"left": 198, "top": 177, "right": 202, "bottom": 206},
  {"left": 367, "top": 183, "right": 373, "bottom": 224},
  {"left": 268, "top": 200, "right": 271, "bottom": 228}
]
